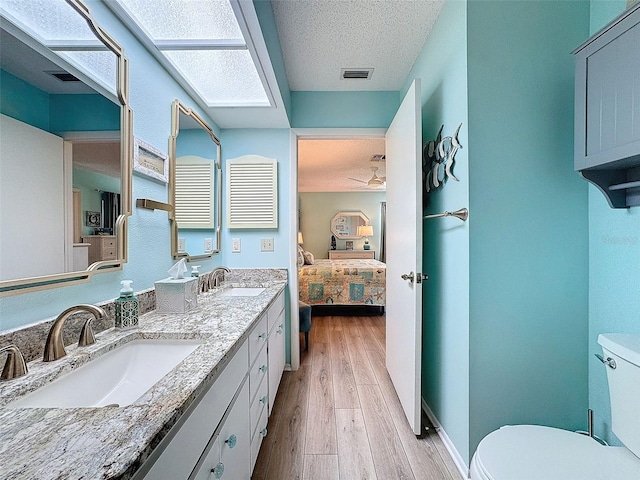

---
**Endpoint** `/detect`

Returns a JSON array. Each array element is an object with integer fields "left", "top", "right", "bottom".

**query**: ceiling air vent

[
  {"left": 340, "top": 68, "right": 373, "bottom": 80},
  {"left": 49, "top": 71, "right": 80, "bottom": 82}
]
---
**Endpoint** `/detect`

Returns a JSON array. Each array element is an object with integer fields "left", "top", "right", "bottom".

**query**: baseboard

[{"left": 422, "top": 399, "right": 469, "bottom": 479}]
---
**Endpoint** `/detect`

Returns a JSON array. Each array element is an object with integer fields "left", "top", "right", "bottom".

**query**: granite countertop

[{"left": 0, "top": 281, "right": 286, "bottom": 479}]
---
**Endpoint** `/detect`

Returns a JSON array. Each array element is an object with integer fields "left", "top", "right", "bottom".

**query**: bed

[{"left": 298, "top": 259, "right": 386, "bottom": 309}]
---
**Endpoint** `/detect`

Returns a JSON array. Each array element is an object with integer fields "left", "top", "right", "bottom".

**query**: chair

[{"left": 299, "top": 301, "right": 312, "bottom": 350}]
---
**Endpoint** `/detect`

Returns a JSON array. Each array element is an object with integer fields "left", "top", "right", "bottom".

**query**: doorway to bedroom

[{"left": 295, "top": 133, "right": 388, "bottom": 363}]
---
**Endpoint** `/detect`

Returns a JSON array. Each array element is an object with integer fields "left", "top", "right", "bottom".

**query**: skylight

[
  {"left": 111, "top": 0, "right": 270, "bottom": 107},
  {"left": 0, "top": 0, "right": 117, "bottom": 94}
]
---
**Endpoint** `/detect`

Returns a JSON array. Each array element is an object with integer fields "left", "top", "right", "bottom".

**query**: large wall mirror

[
  {"left": 330, "top": 211, "right": 369, "bottom": 240},
  {"left": 169, "top": 100, "right": 221, "bottom": 260},
  {"left": 0, "top": 0, "right": 132, "bottom": 296}
]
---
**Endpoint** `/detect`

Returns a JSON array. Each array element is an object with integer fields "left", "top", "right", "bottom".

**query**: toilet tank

[{"left": 598, "top": 333, "right": 640, "bottom": 457}]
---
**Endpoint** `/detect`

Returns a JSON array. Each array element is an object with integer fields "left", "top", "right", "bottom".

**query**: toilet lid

[{"left": 473, "top": 425, "right": 640, "bottom": 480}]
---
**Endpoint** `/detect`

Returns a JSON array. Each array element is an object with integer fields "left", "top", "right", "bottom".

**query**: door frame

[{"left": 288, "top": 128, "right": 387, "bottom": 370}]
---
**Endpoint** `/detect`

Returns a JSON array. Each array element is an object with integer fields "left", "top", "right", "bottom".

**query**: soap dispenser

[{"left": 115, "top": 280, "right": 138, "bottom": 329}]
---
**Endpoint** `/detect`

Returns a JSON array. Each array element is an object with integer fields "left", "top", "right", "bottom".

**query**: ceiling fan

[{"left": 349, "top": 166, "right": 386, "bottom": 186}]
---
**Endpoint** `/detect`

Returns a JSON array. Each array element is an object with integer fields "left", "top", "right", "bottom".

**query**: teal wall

[
  {"left": 404, "top": 0, "right": 471, "bottom": 463},
  {"left": 291, "top": 91, "right": 400, "bottom": 128},
  {"left": 50, "top": 93, "right": 119, "bottom": 132},
  {"left": 466, "top": 0, "right": 590, "bottom": 458},
  {"left": 587, "top": 0, "right": 640, "bottom": 447},
  {"left": 0, "top": 70, "right": 119, "bottom": 133},
  {"left": 0, "top": 70, "right": 49, "bottom": 130},
  {"left": 411, "top": 0, "right": 592, "bottom": 465}
]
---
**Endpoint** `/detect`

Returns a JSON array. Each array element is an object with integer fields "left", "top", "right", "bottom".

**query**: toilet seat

[{"left": 470, "top": 425, "right": 640, "bottom": 480}]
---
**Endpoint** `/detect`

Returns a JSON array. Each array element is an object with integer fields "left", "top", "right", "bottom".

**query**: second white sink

[
  {"left": 7, "top": 339, "right": 202, "bottom": 409},
  {"left": 219, "top": 287, "right": 265, "bottom": 297}
]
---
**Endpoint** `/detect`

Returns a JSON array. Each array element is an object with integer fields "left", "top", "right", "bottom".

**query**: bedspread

[{"left": 298, "top": 259, "right": 386, "bottom": 306}]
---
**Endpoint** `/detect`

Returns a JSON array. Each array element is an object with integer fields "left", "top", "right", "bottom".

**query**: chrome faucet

[
  {"left": 1, "top": 345, "right": 28, "bottom": 380},
  {"left": 43, "top": 304, "right": 107, "bottom": 362},
  {"left": 210, "top": 266, "right": 231, "bottom": 288}
]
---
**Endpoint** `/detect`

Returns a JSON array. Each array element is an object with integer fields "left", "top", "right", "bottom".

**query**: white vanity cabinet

[
  {"left": 140, "top": 341, "right": 249, "bottom": 480},
  {"left": 137, "top": 290, "right": 287, "bottom": 479},
  {"left": 267, "top": 292, "right": 285, "bottom": 415}
]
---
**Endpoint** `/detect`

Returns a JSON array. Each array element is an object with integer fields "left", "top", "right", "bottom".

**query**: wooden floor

[{"left": 252, "top": 314, "right": 463, "bottom": 480}]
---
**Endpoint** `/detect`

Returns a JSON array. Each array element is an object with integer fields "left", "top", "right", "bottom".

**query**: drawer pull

[
  {"left": 225, "top": 434, "right": 237, "bottom": 449},
  {"left": 259, "top": 364, "right": 267, "bottom": 373},
  {"left": 258, "top": 333, "right": 267, "bottom": 339},
  {"left": 260, "top": 428, "right": 268, "bottom": 437},
  {"left": 260, "top": 395, "right": 268, "bottom": 404},
  {"left": 211, "top": 461, "right": 224, "bottom": 478}
]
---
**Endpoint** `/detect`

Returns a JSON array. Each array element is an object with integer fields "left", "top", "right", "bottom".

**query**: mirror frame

[
  {"left": 169, "top": 100, "right": 221, "bottom": 261},
  {"left": 330, "top": 211, "right": 370, "bottom": 240},
  {"left": 0, "top": 0, "right": 132, "bottom": 297}
]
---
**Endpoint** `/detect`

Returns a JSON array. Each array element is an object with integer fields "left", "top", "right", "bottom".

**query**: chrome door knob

[{"left": 401, "top": 272, "right": 414, "bottom": 282}]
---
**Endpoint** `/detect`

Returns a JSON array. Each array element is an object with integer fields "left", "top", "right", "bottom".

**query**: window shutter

[
  {"left": 175, "top": 155, "right": 215, "bottom": 229},
  {"left": 226, "top": 155, "right": 277, "bottom": 228}
]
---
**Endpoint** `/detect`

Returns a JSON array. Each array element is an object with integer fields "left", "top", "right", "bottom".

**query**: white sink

[
  {"left": 7, "top": 339, "right": 202, "bottom": 408},
  {"left": 219, "top": 287, "right": 265, "bottom": 297}
]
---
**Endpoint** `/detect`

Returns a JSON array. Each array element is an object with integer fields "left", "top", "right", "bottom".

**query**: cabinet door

[
  {"left": 575, "top": 7, "right": 640, "bottom": 170},
  {"left": 267, "top": 315, "right": 285, "bottom": 415},
  {"left": 192, "top": 379, "right": 251, "bottom": 480}
]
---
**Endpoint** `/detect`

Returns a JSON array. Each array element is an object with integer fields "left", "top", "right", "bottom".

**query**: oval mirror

[
  {"left": 330, "top": 211, "right": 369, "bottom": 240},
  {"left": 0, "top": 0, "right": 132, "bottom": 296},
  {"left": 169, "top": 100, "right": 221, "bottom": 260}
]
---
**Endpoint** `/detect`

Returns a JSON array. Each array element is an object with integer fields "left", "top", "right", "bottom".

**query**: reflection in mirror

[
  {"left": 0, "top": 0, "right": 132, "bottom": 296},
  {"left": 330, "top": 211, "right": 369, "bottom": 240},
  {"left": 169, "top": 100, "right": 221, "bottom": 260}
]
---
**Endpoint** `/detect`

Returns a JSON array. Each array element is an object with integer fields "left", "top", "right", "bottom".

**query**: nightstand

[{"left": 328, "top": 250, "right": 375, "bottom": 260}]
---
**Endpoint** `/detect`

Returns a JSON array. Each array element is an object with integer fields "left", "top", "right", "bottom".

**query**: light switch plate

[
  {"left": 260, "top": 238, "right": 274, "bottom": 252},
  {"left": 232, "top": 238, "right": 241, "bottom": 253},
  {"left": 178, "top": 238, "right": 185, "bottom": 252}
]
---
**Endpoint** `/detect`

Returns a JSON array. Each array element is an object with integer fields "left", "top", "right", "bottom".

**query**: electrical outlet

[
  {"left": 204, "top": 238, "right": 213, "bottom": 252},
  {"left": 178, "top": 238, "right": 186, "bottom": 252},
  {"left": 232, "top": 238, "right": 241, "bottom": 253},
  {"left": 260, "top": 238, "right": 274, "bottom": 252}
]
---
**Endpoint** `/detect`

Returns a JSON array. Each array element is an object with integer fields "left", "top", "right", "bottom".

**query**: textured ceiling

[
  {"left": 272, "top": 0, "right": 444, "bottom": 91},
  {"left": 298, "top": 138, "right": 387, "bottom": 192}
]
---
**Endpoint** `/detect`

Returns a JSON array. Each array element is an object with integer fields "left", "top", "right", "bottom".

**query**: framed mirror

[
  {"left": 330, "top": 211, "right": 369, "bottom": 240},
  {"left": 0, "top": 0, "right": 132, "bottom": 296},
  {"left": 169, "top": 100, "right": 221, "bottom": 260}
]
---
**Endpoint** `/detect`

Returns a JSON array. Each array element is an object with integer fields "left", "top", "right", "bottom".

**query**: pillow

[
  {"left": 297, "top": 245, "right": 305, "bottom": 267},
  {"left": 303, "top": 250, "right": 315, "bottom": 265}
]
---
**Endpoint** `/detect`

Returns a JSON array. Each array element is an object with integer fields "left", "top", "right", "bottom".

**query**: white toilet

[{"left": 470, "top": 333, "right": 640, "bottom": 479}]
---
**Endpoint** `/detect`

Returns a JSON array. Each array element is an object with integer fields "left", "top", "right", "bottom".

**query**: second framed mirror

[{"left": 169, "top": 100, "right": 221, "bottom": 260}]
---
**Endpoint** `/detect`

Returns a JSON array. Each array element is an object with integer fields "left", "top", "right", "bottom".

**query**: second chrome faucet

[{"left": 43, "top": 304, "right": 107, "bottom": 362}]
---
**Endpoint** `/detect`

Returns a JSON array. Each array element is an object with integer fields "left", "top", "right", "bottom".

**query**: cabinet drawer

[
  {"left": 267, "top": 292, "right": 285, "bottom": 332},
  {"left": 248, "top": 314, "right": 268, "bottom": 363},
  {"left": 101, "top": 248, "right": 116, "bottom": 259},
  {"left": 102, "top": 237, "right": 116, "bottom": 247},
  {"left": 250, "top": 377, "right": 268, "bottom": 439},
  {"left": 250, "top": 407, "right": 269, "bottom": 472},
  {"left": 249, "top": 346, "right": 268, "bottom": 403}
]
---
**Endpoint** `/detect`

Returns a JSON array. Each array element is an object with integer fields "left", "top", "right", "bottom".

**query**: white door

[{"left": 385, "top": 79, "right": 423, "bottom": 435}]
